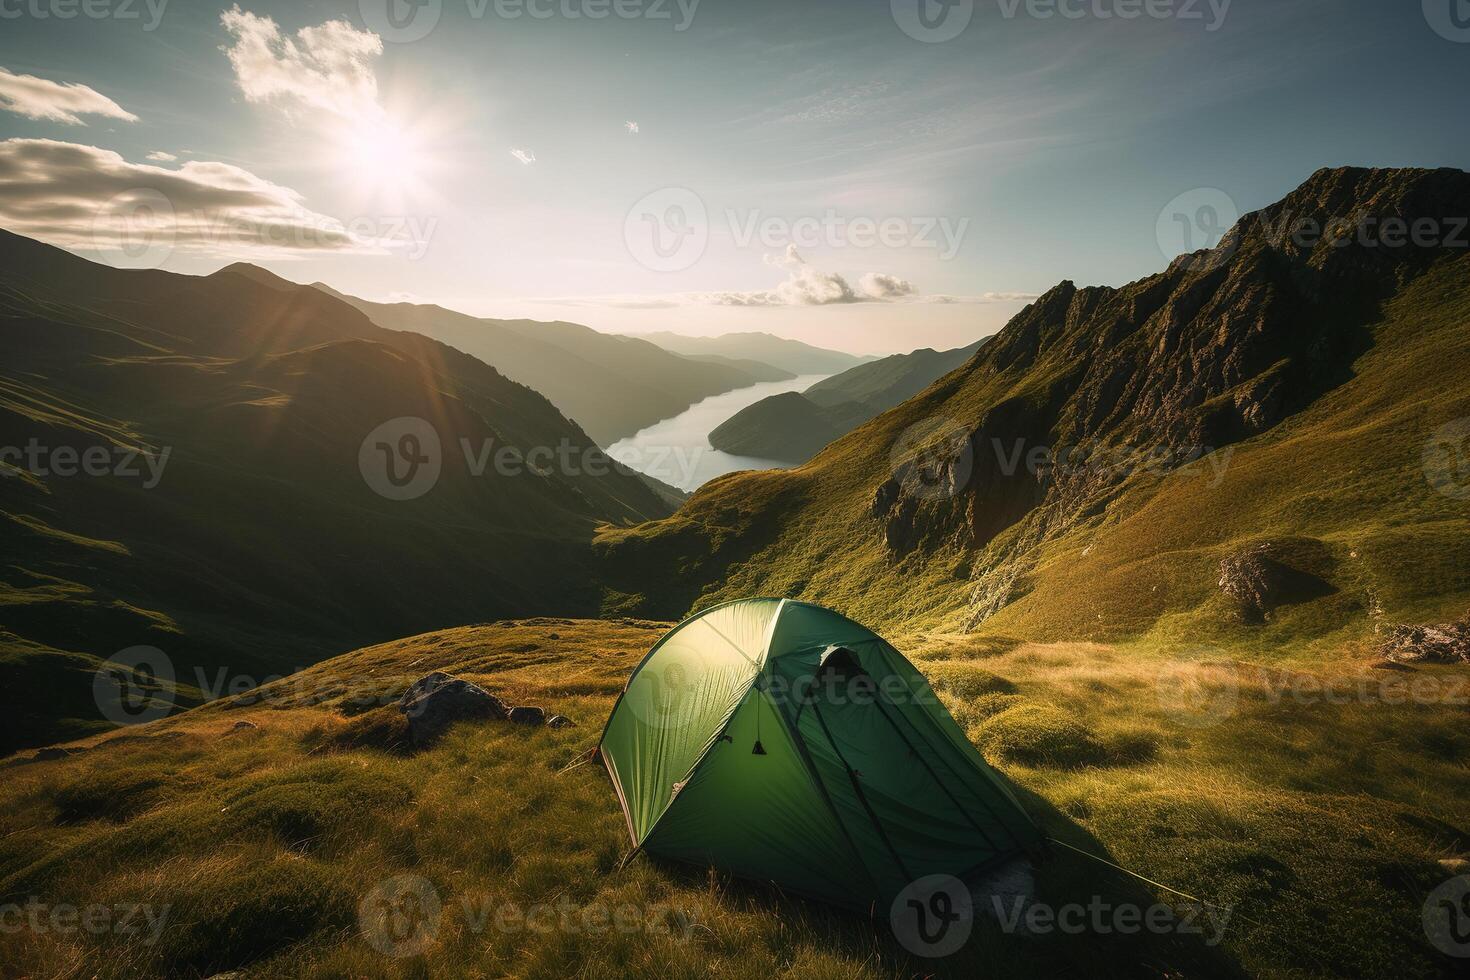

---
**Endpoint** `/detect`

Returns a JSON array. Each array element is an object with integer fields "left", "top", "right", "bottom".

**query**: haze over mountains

[
  {"left": 598, "top": 167, "right": 1470, "bottom": 649},
  {"left": 309, "top": 285, "right": 797, "bottom": 447},
  {"left": 635, "top": 331, "right": 877, "bottom": 376}
]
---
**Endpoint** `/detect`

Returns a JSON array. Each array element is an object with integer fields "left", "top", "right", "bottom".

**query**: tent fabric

[{"left": 598, "top": 598, "right": 1044, "bottom": 908}]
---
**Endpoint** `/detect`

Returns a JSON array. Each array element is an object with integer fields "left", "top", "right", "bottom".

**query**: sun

[{"left": 333, "top": 112, "right": 430, "bottom": 204}]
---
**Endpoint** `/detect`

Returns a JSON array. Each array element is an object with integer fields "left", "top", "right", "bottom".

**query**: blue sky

[{"left": 0, "top": 0, "right": 1466, "bottom": 352}]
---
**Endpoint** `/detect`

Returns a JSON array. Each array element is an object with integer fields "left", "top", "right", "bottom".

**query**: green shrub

[
  {"left": 53, "top": 771, "right": 166, "bottom": 824},
  {"left": 153, "top": 857, "right": 354, "bottom": 976},
  {"left": 972, "top": 704, "right": 1110, "bottom": 768}
]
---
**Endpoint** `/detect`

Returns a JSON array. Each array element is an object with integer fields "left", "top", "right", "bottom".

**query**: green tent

[{"left": 598, "top": 598, "right": 1045, "bottom": 908}]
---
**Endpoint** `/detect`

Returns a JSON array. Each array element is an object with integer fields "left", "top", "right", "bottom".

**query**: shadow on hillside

[{"left": 636, "top": 777, "right": 1248, "bottom": 980}]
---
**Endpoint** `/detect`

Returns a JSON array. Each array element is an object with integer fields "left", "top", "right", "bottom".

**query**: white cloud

[
  {"left": 858, "top": 271, "right": 916, "bottom": 300},
  {"left": 219, "top": 6, "right": 383, "bottom": 120},
  {"left": 510, "top": 148, "right": 536, "bottom": 165},
  {"left": 146, "top": 151, "right": 178, "bottom": 162},
  {"left": 0, "top": 138, "right": 387, "bottom": 258},
  {"left": 0, "top": 67, "right": 138, "bottom": 126}
]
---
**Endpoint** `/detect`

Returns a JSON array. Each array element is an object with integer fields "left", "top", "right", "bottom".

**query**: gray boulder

[
  {"left": 509, "top": 706, "right": 546, "bottom": 726},
  {"left": 398, "top": 672, "right": 509, "bottom": 746},
  {"left": 546, "top": 715, "right": 576, "bottom": 729}
]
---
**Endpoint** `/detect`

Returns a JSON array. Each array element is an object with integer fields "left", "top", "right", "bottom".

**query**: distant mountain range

[
  {"left": 0, "top": 231, "right": 674, "bottom": 755},
  {"left": 633, "top": 331, "right": 876, "bottom": 376},
  {"left": 310, "top": 284, "right": 794, "bottom": 446},
  {"left": 597, "top": 167, "right": 1470, "bottom": 648},
  {"left": 709, "top": 340, "right": 987, "bottom": 462}
]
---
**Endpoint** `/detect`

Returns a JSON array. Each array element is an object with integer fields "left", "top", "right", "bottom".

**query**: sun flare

[{"left": 333, "top": 112, "right": 430, "bottom": 203}]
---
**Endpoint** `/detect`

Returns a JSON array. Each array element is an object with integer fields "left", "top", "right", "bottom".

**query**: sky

[{"left": 0, "top": 0, "right": 1467, "bottom": 354}]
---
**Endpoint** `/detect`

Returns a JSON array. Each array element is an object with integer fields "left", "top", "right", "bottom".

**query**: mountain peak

[{"left": 215, "top": 261, "right": 298, "bottom": 291}]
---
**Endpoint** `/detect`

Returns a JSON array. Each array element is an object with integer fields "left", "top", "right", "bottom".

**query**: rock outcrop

[
  {"left": 1379, "top": 617, "right": 1470, "bottom": 664},
  {"left": 398, "top": 672, "right": 509, "bottom": 746},
  {"left": 1217, "top": 541, "right": 1337, "bottom": 624}
]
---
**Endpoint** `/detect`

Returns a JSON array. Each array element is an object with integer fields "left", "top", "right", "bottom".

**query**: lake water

[{"left": 608, "top": 374, "right": 829, "bottom": 492}]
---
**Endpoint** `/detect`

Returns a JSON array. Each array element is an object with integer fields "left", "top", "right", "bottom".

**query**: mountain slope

[
  {"left": 709, "top": 341, "right": 986, "bottom": 461},
  {"left": 598, "top": 167, "right": 1470, "bottom": 656},
  {"left": 0, "top": 230, "right": 672, "bottom": 756},
  {"left": 313, "top": 286, "right": 790, "bottom": 445},
  {"left": 636, "top": 331, "right": 874, "bottom": 376}
]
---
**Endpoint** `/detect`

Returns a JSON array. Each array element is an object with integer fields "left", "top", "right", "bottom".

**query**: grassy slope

[{"left": 0, "top": 620, "right": 1463, "bottom": 978}]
